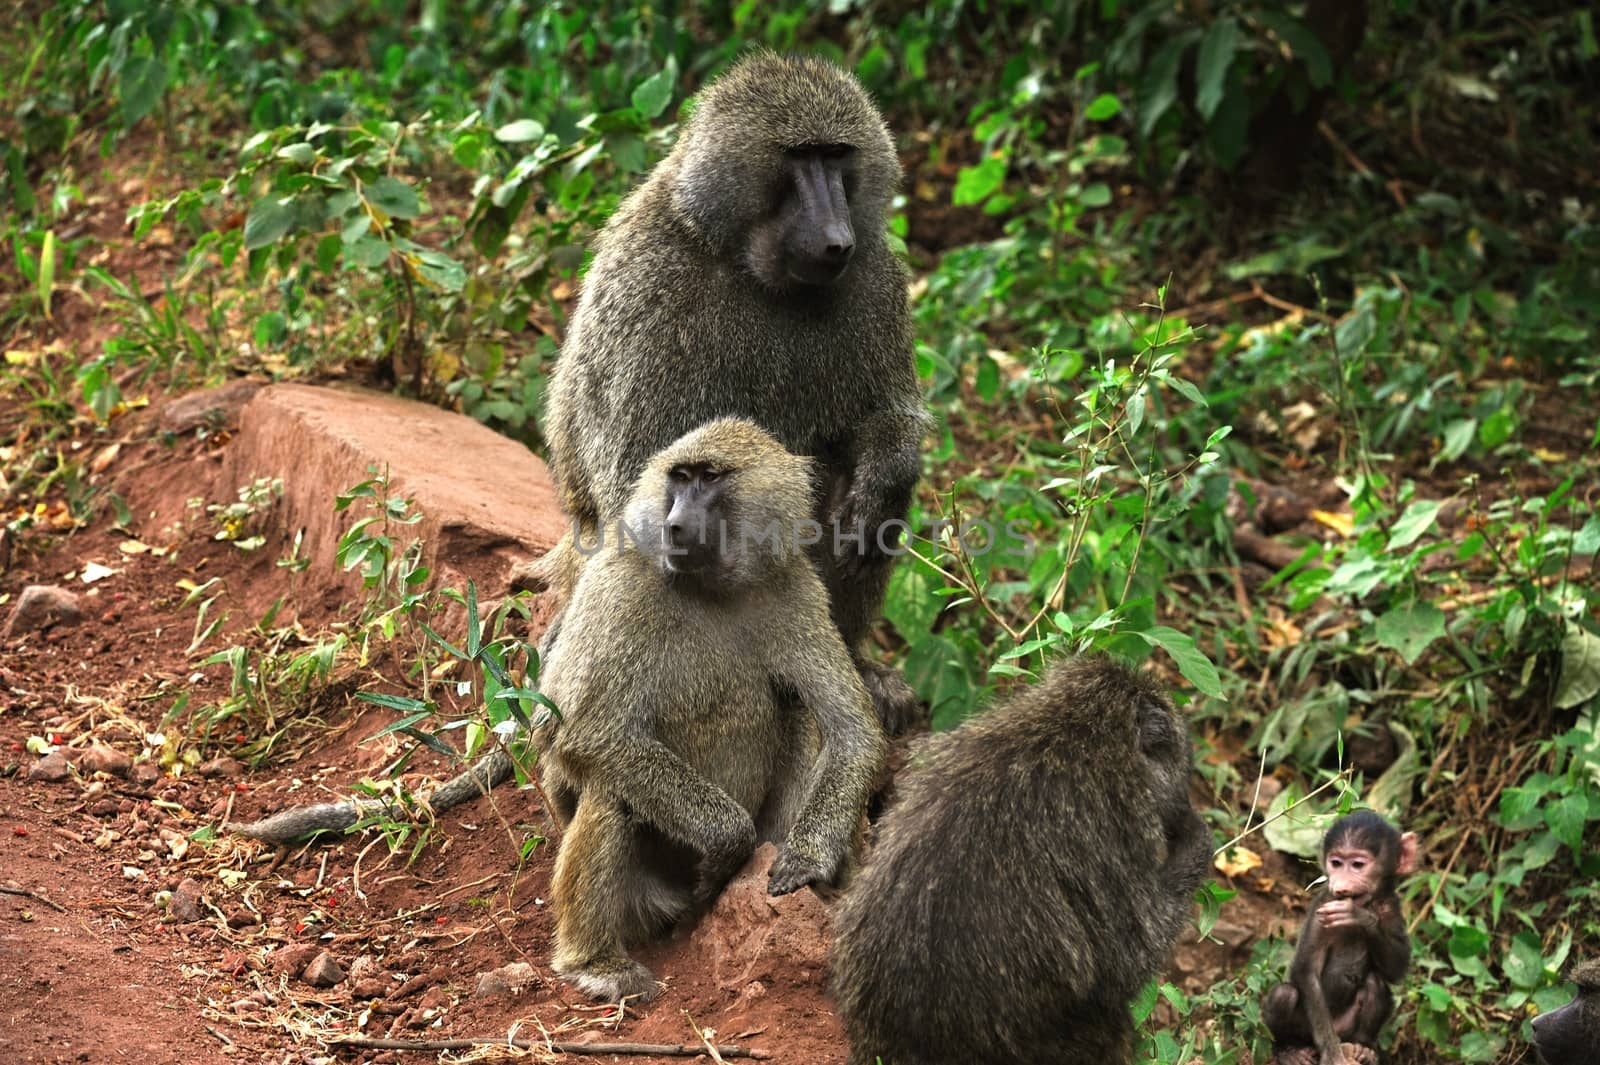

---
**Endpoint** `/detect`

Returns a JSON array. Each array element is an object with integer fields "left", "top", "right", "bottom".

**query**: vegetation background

[{"left": 2, "top": 1, "right": 1597, "bottom": 1062}]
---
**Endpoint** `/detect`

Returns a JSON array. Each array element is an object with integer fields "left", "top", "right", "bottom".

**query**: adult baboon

[
  {"left": 537, "top": 417, "right": 887, "bottom": 1002},
  {"left": 1262, "top": 812, "right": 1419, "bottom": 1065},
  {"left": 830, "top": 656, "right": 1211, "bottom": 1065},
  {"left": 1532, "top": 960, "right": 1600, "bottom": 1065},
  {"left": 543, "top": 51, "right": 928, "bottom": 734}
]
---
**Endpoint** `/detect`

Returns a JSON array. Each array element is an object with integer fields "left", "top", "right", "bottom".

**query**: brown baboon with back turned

[
  {"left": 535, "top": 416, "right": 887, "bottom": 1001},
  {"left": 830, "top": 656, "right": 1211, "bottom": 1065},
  {"left": 541, "top": 51, "right": 929, "bottom": 735}
]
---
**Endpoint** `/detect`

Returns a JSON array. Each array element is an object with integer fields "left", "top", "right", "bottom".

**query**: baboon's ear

[{"left": 1396, "top": 831, "right": 1419, "bottom": 876}]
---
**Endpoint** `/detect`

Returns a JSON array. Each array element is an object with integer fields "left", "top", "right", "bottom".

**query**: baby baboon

[
  {"left": 830, "top": 656, "right": 1211, "bottom": 1065},
  {"left": 1532, "top": 960, "right": 1600, "bottom": 1065},
  {"left": 1262, "top": 811, "right": 1418, "bottom": 1065},
  {"left": 537, "top": 417, "right": 887, "bottom": 1002},
  {"left": 543, "top": 52, "right": 928, "bottom": 734}
]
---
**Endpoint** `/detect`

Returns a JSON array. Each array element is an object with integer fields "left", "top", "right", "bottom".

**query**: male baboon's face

[{"left": 748, "top": 145, "right": 858, "bottom": 290}]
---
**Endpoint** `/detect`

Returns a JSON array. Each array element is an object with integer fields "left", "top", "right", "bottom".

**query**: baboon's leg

[
  {"left": 1342, "top": 973, "right": 1392, "bottom": 1046},
  {"left": 550, "top": 798, "right": 675, "bottom": 1002},
  {"left": 1263, "top": 981, "right": 1313, "bottom": 1047}
]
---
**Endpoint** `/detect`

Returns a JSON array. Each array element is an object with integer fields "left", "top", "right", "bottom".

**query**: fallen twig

[
  {"left": 0, "top": 883, "right": 68, "bottom": 912},
  {"left": 330, "top": 1035, "right": 771, "bottom": 1058}
]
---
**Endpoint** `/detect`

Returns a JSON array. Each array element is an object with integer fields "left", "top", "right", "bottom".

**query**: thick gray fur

[{"left": 830, "top": 655, "right": 1212, "bottom": 1065}]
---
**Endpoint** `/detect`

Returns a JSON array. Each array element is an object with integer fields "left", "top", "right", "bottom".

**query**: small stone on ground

[{"left": 4, "top": 585, "right": 84, "bottom": 638}]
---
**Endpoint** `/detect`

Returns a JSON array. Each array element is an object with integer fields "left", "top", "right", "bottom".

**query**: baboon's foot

[
  {"left": 1340, "top": 1043, "right": 1379, "bottom": 1065},
  {"left": 859, "top": 658, "right": 925, "bottom": 737},
  {"left": 553, "top": 955, "right": 657, "bottom": 1003},
  {"left": 1274, "top": 1048, "right": 1318, "bottom": 1065}
]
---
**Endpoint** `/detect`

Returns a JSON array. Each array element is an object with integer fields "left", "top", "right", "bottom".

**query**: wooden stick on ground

[
  {"left": 331, "top": 1035, "right": 772, "bottom": 1058},
  {"left": 0, "top": 884, "right": 68, "bottom": 912}
]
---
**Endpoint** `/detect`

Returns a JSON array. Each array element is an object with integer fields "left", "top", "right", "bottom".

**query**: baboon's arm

[
  {"left": 562, "top": 734, "right": 756, "bottom": 860},
  {"left": 772, "top": 637, "right": 886, "bottom": 876},
  {"left": 1365, "top": 900, "right": 1412, "bottom": 982},
  {"left": 835, "top": 400, "right": 927, "bottom": 548}
]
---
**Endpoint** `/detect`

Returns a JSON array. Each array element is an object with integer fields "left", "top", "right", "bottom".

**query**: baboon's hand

[
  {"left": 766, "top": 844, "right": 830, "bottom": 896},
  {"left": 832, "top": 482, "right": 901, "bottom": 575},
  {"left": 693, "top": 815, "right": 757, "bottom": 906}
]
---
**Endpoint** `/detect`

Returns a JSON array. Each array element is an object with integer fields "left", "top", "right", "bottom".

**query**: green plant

[
  {"left": 888, "top": 288, "right": 1229, "bottom": 726},
  {"left": 346, "top": 581, "right": 554, "bottom": 859},
  {"left": 208, "top": 476, "right": 281, "bottom": 550}
]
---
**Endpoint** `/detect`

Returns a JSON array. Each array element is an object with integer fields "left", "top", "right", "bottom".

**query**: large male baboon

[
  {"left": 536, "top": 417, "right": 887, "bottom": 1001},
  {"left": 543, "top": 52, "right": 928, "bottom": 733},
  {"left": 830, "top": 656, "right": 1211, "bottom": 1065}
]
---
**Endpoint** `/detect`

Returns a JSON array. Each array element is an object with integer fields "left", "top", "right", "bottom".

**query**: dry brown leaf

[{"left": 89, "top": 443, "right": 121, "bottom": 473}]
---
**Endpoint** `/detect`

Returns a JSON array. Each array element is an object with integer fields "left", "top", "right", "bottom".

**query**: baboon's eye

[{"left": 702, "top": 468, "right": 723, "bottom": 483}]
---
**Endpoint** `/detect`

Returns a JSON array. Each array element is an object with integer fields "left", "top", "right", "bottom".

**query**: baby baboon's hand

[{"left": 766, "top": 844, "right": 829, "bottom": 896}]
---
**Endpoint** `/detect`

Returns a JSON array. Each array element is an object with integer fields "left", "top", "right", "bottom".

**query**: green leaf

[
  {"left": 885, "top": 562, "right": 941, "bottom": 640},
  {"left": 243, "top": 195, "right": 297, "bottom": 250},
  {"left": 631, "top": 64, "right": 676, "bottom": 120},
  {"left": 346, "top": 234, "right": 390, "bottom": 269},
  {"left": 367, "top": 176, "right": 420, "bottom": 220},
  {"left": 404, "top": 246, "right": 466, "bottom": 292},
  {"left": 952, "top": 155, "right": 1007, "bottom": 206},
  {"left": 494, "top": 119, "right": 545, "bottom": 143},
  {"left": 1459, "top": 1032, "right": 1504, "bottom": 1064},
  {"left": 1546, "top": 793, "right": 1587, "bottom": 853},
  {"left": 1499, "top": 786, "right": 1544, "bottom": 830},
  {"left": 975, "top": 355, "right": 1000, "bottom": 401},
  {"left": 1387, "top": 499, "right": 1443, "bottom": 550},
  {"left": 1448, "top": 922, "right": 1490, "bottom": 960},
  {"left": 1079, "top": 183, "right": 1113, "bottom": 208},
  {"left": 1439, "top": 418, "right": 1477, "bottom": 463},
  {"left": 417, "top": 620, "right": 466, "bottom": 660},
  {"left": 1556, "top": 624, "right": 1600, "bottom": 709},
  {"left": 120, "top": 56, "right": 169, "bottom": 126},
  {"left": 1505, "top": 934, "right": 1545, "bottom": 989},
  {"left": 1137, "top": 34, "right": 1193, "bottom": 139},
  {"left": 1084, "top": 93, "right": 1121, "bottom": 121},
  {"left": 1194, "top": 17, "right": 1240, "bottom": 121},
  {"left": 1255, "top": 11, "right": 1335, "bottom": 87},
  {"left": 276, "top": 142, "right": 316, "bottom": 166},
  {"left": 1335, "top": 304, "right": 1377, "bottom": 356},
  {"left": 1130, "top": 980, "right": 1160, "bottom": 1025},
  {"left": 1133, "top": 626, "right": 1224, "bottom": 700},
  {"left": 1205, "top": 76, "right": 1250, "bottom": 169},
  {"left": 1374, "top": 600, "right": 1445, "bottom": 665},
  {"left": 903, "top": 635, "right": 980, "bottom": 729}
]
